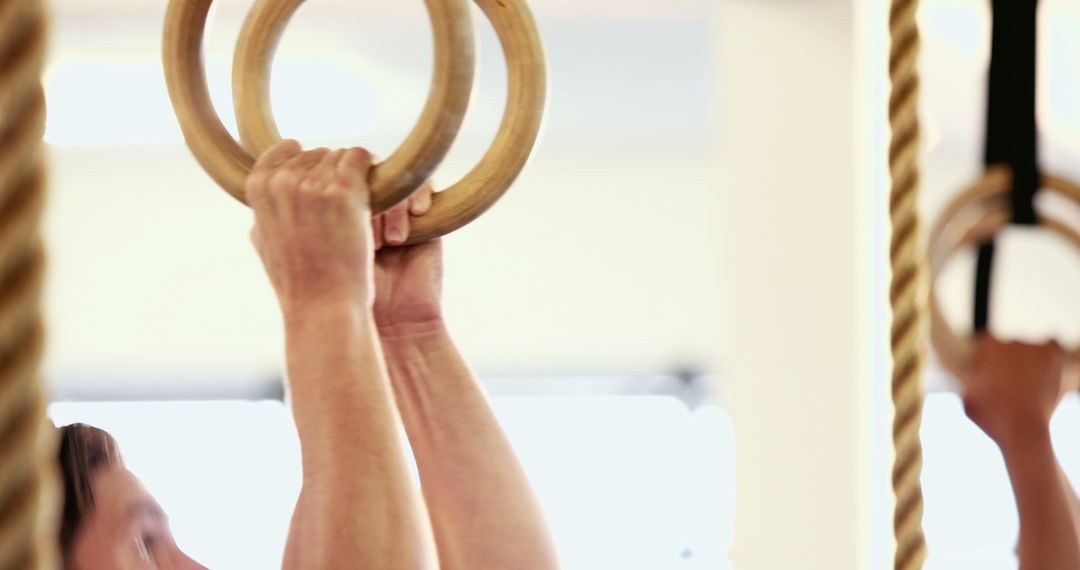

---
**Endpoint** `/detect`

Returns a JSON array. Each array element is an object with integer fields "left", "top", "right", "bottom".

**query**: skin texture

[
  {"left": 67, "top": 139, "right": 557, "bottom": 570},
  {"left": 958, "top": 336, "right": 1080, "bottom": 570},
  {"left": 248, "top": 141, "right": 438, "bottom": 570},
  {"left": 67, "top": 467, "right": 205, "bottom": 570},
  {"left": 373, "top": 229, "right": 561, "bottom": 570},
  {"left": 248, "top": 140, "right": 559, "bottom": 570}
]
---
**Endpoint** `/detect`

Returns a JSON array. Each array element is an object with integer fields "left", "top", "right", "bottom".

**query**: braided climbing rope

[
  {"left": 0, "top": 0, "right": 59, "bottom": 568},
  {"left": 888, "top": 0, "right": 929, "bottom": 568}
]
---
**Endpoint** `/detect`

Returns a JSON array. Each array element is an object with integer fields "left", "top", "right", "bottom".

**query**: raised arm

[
  {"left": 959, "top": 336, "right": 1080, "bottom": 570},
  {"left": 370, "top": 188, "right": 560, "bottom": 570},
  {"left": 246, "top": 141, "right": 437, "bottom": 570}
]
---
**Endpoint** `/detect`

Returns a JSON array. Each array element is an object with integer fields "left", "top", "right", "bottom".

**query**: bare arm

[
  {"left": 371, "top": 197, "right": 560, "bottom": 570},
  {"left": 282, "top": 305, "right": 436, "bottom": 570},
  {"left": 997, "top": 425, "right": 1080, "bottom": 570},
  {"left": 246, "top": 141, "right": 437, "bottom": 570},
  {"left": 381, "top": 320, "right": 559, "bottom": 570},
  {"left": 960, "top": 337, "right": 1080, "bottom": 570}
]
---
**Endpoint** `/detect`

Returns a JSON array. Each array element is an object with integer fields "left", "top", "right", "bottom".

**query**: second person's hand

[{"left": 959, "top": 336, "right": 1074, "bottom": 447}]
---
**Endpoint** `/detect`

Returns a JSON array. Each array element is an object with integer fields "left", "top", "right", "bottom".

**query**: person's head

[{"left": 57, "top": 423, "right": 205, "bottom": 570}]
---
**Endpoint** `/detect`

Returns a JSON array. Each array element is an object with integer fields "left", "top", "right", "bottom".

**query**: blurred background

[{"left": 38, "top": 0, "right": 1080, "bottom": 568}]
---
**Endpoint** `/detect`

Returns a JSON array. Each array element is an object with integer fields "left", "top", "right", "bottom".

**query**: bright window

[{"left": 50, "top": 396, "right": 734, "bottom": 570}]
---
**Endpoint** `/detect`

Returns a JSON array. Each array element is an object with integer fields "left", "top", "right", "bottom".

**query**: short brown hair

[{"left": 56, "top": 423, "right": 122, "bottom": 559}]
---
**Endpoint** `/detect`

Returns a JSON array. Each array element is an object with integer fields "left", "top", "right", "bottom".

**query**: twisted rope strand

[
  {"left": 888, "top": 0, "right": 929, "bottom": 568},
  {"left": 0, "top": 0, "right": 58, "bottom": 568}
]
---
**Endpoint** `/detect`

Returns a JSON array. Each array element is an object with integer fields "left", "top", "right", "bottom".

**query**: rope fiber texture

[
  {"left": 888, "top": 0, "right": 929, "bottom": 568},
  {"left": 0, "top": 0, "right": 59, "bottom": 568}
]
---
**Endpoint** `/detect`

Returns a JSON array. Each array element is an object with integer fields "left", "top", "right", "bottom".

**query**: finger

[
  {"left": 252, "top": 139, "right": 302, "bottom": 171},
  {"left": 372, "top": 215, "right": 384, "bottom": 250},
  {"left": 276, "top": 147, "right": 329, "bottom": 182},
  {"left": 284, "top": 147, "right": 330, "bottom": 172},
  {"left": 302, "top": 149, "right": 345, "bottom": 192},
  {"left": 409, "top": 180, "right": 435, "bottom": 216},
  {"left": 382, "top": 202, "right": 409, "bottom": 246},
  {"left": 335, "top": 147, "right": 373, "bottom": 193},
  {"left": 246, "top": 140, "right": 303, "bottom": 203},
  {"left": 269, "top": 148, "right": 330, "bottom": 197}
]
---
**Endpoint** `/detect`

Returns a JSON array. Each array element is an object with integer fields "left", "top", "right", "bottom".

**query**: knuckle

[
  {"left": 298, "top": 175, "right": 322, "bottom": 193},
  {"left": 353, "top": 147, "right": 372, "bottom": 161},
  {"left": 244, "top": 173, "right": 267, "bottom": 197},
  {"left": 333, "top": 173, "right": 356, "bottom": 189},
  {"left": 346, "top": 147, "right": 372, "bottom": 167},
  {"left": 320, "top": 187, "right": 350, "bottom": 204},
  {"left": 269, "top": 168, "right": 301, "bottom": 193},
  {"left": 278, "top": 139, "right": 301, "bottom": 153},
  {"left": 306, "top": 148, "right": 330, "bottom": 163}
]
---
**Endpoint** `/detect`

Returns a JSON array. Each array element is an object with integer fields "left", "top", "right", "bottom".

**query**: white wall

[{"left": 41, "top": 1, "right": 722, "bottom": 398}]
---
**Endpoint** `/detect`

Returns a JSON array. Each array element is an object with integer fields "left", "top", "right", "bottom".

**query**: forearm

[
  {"left": 380, "top": 320, "right": 560, "bottom": 570},
  {"left": 282, "top": 302, "right": 436, "bottom": 570},
  {"left": 998, "top": 426, "right": 1080, "bottom": 570}
]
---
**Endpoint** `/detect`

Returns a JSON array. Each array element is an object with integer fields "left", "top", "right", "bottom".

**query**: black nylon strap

[
  {"left": 973, "top": 241, "right": 995, "bottom": 331},
  {"left": 973, "top": 0, "right": 1041, "bottom": 332}
]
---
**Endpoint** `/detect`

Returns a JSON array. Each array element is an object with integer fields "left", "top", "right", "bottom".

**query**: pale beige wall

[
  {"left": 41, "top": 2, "right": 723, "bottom": 397},
  {"left": 713, "top": 1, "right": 869, "bottom": 568}
]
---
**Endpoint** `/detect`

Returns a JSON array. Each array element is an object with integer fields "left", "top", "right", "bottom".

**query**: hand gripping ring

[
  {"left": 928, "top": 165, "right": 1080, "bottom": 379},
  {"left": 164, "top": 0, "right": 547, "bottom": 244},
  {"left": 163, "top": 0, "right": 475, "bottom": 215},
  {"left": 232, "top": 0, "right": 547, "bottom": 244}
]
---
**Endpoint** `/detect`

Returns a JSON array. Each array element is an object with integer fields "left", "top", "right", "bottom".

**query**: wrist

[
  {"left": 377, "top": 320, "right": 454, "bottom": 374},
  {"left": 993, "top": 420, "right": 1052, "bottom": 454},
  {"left": 377, "top": 318, "right": 449, "bottom": 346},
  {"left": 281, "top": 296, "right": 373, "bottom": 330},
  {"left": 276, "top": 281, "right": 372, "bottom": 316}
]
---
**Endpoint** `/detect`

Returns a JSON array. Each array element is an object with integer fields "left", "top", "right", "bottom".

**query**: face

[{"left": 69, "top": 466, "right": 207, "bottom": 570}]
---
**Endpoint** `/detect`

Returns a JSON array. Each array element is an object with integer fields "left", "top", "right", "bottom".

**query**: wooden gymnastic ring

[
  {"left": 232, "top": 0, "right": 476, "bottom": 214},
  {"left": 928, "top": 165, "right": 1080, "bottom": 379},
  {"left": 234, "top": 0, "right": 548, "bottom": 243},
  {"left": 162, "top": 0, "right": 476, "bottom": 213}
]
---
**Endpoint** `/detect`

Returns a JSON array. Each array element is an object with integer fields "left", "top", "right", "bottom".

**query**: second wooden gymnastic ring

[
  {"left": 234, "top": 0, "right": 548, "bottom": 243},
  {"left": 162, "top": 0, "right": 476, "bottom": 212},
  {"left": 928, "top": 165, "right": 1080, "bottom": 379}
]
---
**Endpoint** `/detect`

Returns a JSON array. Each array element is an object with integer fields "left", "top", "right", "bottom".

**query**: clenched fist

[
  {"left": 246, "top": 140, "right": 377, "bottom": 314},
  {"left": 960, "top": 336, "right": 1078, "bottom": 446}
]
